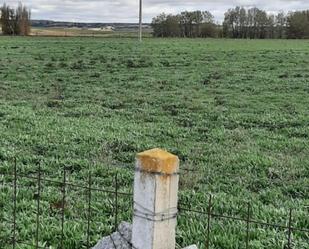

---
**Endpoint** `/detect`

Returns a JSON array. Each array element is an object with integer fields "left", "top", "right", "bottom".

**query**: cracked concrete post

[{"left": 132, "top": 148, "right": 179, "bottom": 249}]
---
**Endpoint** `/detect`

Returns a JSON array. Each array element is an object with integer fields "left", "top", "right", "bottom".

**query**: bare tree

[
  {"left": 152, "top": 10, "right": 217, "bottom": 38},
  {"left": 287, "top": 10, "right": 309, "bottom": 39},
  {"left": 151, "top": 7, "right": 309, "bottom": 39},
  {"left": 0, "top": 3, "right": 31, "bottom": 36},
  {"left": 276, "top": 11, "right": 287, "bottom": 38}
]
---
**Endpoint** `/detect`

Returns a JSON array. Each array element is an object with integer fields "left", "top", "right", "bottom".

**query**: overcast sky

[{"left": 3, "top": 0, "right": 309, "bottom": 23}]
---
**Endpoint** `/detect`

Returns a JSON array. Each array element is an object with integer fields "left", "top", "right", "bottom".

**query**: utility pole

[{"left": 139, "top": 0, "right": 142, "bottom": 42}]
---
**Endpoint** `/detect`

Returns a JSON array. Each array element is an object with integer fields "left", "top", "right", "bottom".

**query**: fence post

[{"left": 132, "top": 148, "right": 179, "bottom": 249}]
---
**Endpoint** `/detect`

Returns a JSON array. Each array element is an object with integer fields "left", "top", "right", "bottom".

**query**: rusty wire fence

[{"left": 0, "top": 158, "right": 308, "bottom": 249}]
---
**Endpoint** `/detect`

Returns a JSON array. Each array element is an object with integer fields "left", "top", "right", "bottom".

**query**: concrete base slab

[
  {"left": 92, "top": 221, "right": 198, "bottom": 249},
  {"left": 92, "top": 222, "right": 132, "bottom": 249},
  {"left": 182, "top": 245, "right": 198, "bottom": 249}
]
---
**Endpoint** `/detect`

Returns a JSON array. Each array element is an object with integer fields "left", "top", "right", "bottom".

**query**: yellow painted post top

[{"left": 136, "top": 148, "right": 179, "bottom": 174}]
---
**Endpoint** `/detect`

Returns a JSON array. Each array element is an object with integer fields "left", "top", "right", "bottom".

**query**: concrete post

[
  {"left": 132, "top": 148, "right": 179, "bottom": 249},
  {"left": 139, "top": 0, "right": 143, "bottom": 42}
]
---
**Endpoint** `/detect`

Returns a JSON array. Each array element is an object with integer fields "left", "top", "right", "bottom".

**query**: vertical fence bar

[
  {"left": 60, "top": 168, "right": 66, "bottom": 249},
  {"left": 114, "top": 172, "right": 118, "bottom": 231},
  {"left": 35, "top": 161, "right": 42, "bottom": 249},
  {"left": 12, "top": 158, "right": 17, "bottom": 249},
  {"left": 245, "top": 202, "right": 251, "bottom": 249},
  {"left": 86, "top": 170, "right": 92, "bottom": 249},
  {"left": 206, "top": 194, "right": 212, "bottom": 249},
  {"left": 287, "top": 208, "right": 293, "bottom": 249}
]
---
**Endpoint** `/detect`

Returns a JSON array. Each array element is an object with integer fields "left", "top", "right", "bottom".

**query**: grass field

[{"left": 0, "top": 37, "right": 308, "bottom": 249}]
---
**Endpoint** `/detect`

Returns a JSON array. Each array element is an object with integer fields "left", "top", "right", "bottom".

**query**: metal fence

[{"left": 0, "top": 158, "right": 308, "bottom": 249}]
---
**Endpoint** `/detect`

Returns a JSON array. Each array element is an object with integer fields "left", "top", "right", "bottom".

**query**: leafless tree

[{"left": 0, "top": 3, "right": 31, "bottom": 36}]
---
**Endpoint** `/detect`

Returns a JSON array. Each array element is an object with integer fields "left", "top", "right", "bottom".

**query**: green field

[
  {"left": 0, "top": 37, "right": 308, "bottom": 249},
  {"left": 30, "top": 27, "right": 153, "bottom": 38}
]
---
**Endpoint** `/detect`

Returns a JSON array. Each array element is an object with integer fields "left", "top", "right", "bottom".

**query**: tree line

[
  {"left": 0, "top": 3, "right": 31, "bottom": 36},
  {"left": 152, "top": 7, "right": 309, "bottom": 39},
  {"left": 223, "top": 7, "right": 309, "bottom": 39},
  {"left": 152, "top": 11, "right": 219, "bottom": 38}
]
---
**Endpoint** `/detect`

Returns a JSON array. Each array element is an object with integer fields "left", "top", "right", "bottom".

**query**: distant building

[{"left": 88, "top": 26, "right": 115, "bottom": 32}]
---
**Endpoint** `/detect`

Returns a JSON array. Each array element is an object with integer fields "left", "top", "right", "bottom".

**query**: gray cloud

[{"left": 3, "top": 0, "right": 309, "bottom": 23}]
